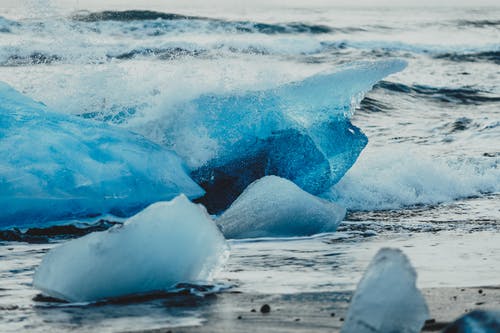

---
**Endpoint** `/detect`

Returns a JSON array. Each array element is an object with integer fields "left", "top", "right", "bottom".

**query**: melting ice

[
  {"left": 33, "top": 195, "right": 228, "bottom": 302},
  {"left": 187, "top": 60, "right": 407, "bottom": 212},
  {"left": 341, "top": 248, "right": 429, "bottom": 333},
  {"left": 0, "top": 59, "right": 406, "bottom": 224},
  {"left": 444, "top": 310, "right": 500, "bottom": 333},
  {"left": 0, "top": 82, "right": 204, "bottom": 227},
  {"left": 218, "top": 176, "right": 345, "bottom": 239}
]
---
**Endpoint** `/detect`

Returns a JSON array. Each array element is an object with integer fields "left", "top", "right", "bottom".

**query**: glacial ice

[
  {"left": 188, "top": 60, "right": 406, "bottom": 212},
  {"left": 341, "top": 248, "right": 429, "bottom": 333},
  {"left": 443, "top": 310, "right": 500, "bottom": 333},
  {"left": 217, "top": 176, "right": 345, "bottom": 238},
  {"left": 33, "top": 195, "right": 228, "bottom": 302},
  {"left": 0, "top": 82, "right": 204, "bottom": 227}
]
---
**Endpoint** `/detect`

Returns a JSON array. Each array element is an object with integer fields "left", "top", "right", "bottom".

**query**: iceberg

[
  {"left": 185, "top": 60, "right": 406, "bottom": 213},
  {"left": 193, "top": 121, "right": 366, "bottom": 214},
  {"left": 217, "top": 176, "right": 345, "bottom": 238},
  {"left": 444, "top": 310, "right": 500, "bottom": 333},
  {"left": 0, "top": 82, "right": 204, "bottom": 228},
  {"left": 341, "top": 248, "right": 429, "bottom": 333},
  {"left": 33, "top": 195, "right": 228, "bottom": 302}
]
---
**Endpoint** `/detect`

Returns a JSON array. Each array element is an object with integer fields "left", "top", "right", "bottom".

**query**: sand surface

[{"left": 131, "top": 286, "right": 500, "bottom": 333}]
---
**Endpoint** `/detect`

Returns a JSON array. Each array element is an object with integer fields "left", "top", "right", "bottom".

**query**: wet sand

[{"left": 134, "top": 286, "right": 500, "bottom": 333}]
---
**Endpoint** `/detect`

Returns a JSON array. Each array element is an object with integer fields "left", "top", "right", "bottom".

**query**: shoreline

[{"left": 131, "top": 285, "right": 500, "bottom": 333}]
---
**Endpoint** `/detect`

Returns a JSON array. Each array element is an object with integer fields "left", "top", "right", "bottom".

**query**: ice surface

[
  {"left": 443, "top": 310, "right": 500, "bottom": 333},
  {"left": 189, "top": 60, "right": 406, "bottom": 212},
  {"left": 193, "top": 119, "right": 368, "bottom": 214},
  {"left": 217, "top": 176, "right": 345, "bottom": 238},
  {"left": 33, "top": 195, "right": 228, "bottom": 302},
  {"left": 0, "top": 82, "right": 204, "bottom": 228},
  {"left": 192, "top": 128, "right": 334, "bottom": 213},
  {"left": 341, "top": 248, "right": 429, "bottom": 333}
]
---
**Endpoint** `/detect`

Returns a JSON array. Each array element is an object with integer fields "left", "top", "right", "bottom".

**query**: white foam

[{"left": 328, "top": 148, "right": 500, "bottom": 210}]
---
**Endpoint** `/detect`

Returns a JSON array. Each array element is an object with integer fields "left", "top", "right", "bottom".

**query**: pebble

[{"left": 260, "top": 304, "right": 271, "bottom": 313}]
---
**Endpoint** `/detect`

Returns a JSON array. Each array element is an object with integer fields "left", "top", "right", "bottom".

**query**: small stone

[
  {"left": 260, "top": 304, "right": 271, "bottom": 313},
  {"left": 330, "top": 312, "right": 335, "bottom": 317},
  {"left": 340, "top": 317, "right": 344, "bottom": 322},
  {"left": 478, "top": 289, "right": 483, "bottom": 294},
  {"left": 295, "top": 318, "right": 300, "bottom": 322},
  {"left": 237, "top": 315, "right": 242, "bottom": 320},
  {"left": 251, "top": 309, "right": 256, "bottom": 313}
]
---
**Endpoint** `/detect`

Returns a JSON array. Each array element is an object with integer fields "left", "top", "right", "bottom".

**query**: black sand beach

[{"left": 131, "top": 286, "right": 500, "bottom": 333}]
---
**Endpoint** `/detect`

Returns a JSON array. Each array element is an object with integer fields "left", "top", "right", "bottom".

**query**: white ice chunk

[
  {"left": 33, "top": 195, "right": 228, "bottom": 302},
  {"left": 341, "top": 248, "right": 429, "bottom": 333},
  {"left": 217, "top": 176, "right": 345, "bottom": 239}
]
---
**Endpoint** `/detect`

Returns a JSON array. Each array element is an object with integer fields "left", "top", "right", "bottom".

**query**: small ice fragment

[
  {"left": 217, "top": 176, "right": 345, "bottom": 239},
  {"left": 341, "top": 248, "right": 429, "bottom": 333},
  {"left": 33, "top": 195, "right": 228, "bottom": 302},
  {"left": 443, "top": 310, "right": 500, "bottom": 333}
]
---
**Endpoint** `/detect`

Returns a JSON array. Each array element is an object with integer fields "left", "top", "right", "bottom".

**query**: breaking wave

[{"left": 328, "top": 150, "right": 500, "bottom": 211}]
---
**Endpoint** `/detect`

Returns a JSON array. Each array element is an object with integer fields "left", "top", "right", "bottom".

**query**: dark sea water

[{"left": 0, "top": 1, "right": 499, "bottom": 332}]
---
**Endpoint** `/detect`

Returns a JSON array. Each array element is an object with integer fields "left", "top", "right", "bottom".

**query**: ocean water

[{"left": 0, "top": 1, "right": 499, "bottom": 332}]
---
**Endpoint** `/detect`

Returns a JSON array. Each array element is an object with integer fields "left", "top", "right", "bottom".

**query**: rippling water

[{"left": 0, "top": 1, "right": 499, "bottom": 332}]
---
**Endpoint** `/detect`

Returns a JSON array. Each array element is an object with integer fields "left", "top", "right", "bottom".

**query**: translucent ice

[
  {"left": 444, "top": 310, "right": 500, "bottom": 333},
  {"left": 188, "top": 60, "right": 406, "bottom": 212},
  {"left": 217, "top": 176, "right": 345, "bottom": 238},
  {"left": 33, "top": 195, "right": 228, "bottom": 302},
  {"left": 341, "top": 248, "right": 429, "bottom": 333},
  {"left": 193, "top": 121, "right": 367, "bottom": 213},
  {"left": 0, "top": 82, "right": 204, "bottom": 227}
]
